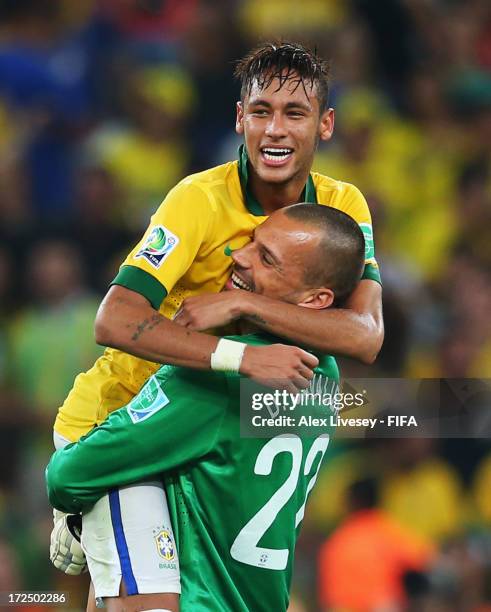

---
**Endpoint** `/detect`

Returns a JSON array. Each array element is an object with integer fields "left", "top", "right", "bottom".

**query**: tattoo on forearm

[
  {"left": 131, "top": 314, "right": 164, "bottom": 341},
  {"left": 246, "top": 313, "right": 268, "bottom": 326}
]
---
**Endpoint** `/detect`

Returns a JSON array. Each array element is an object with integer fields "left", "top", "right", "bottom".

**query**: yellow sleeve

[
  {"left": 334, "top": 183, "right": 376, "bottom": 262},
  {"left": 317, "top": 179, "right": 381, "bottom": 283},
  {"left": 114, "top": 179, "right": 215, "bottom": 306}
]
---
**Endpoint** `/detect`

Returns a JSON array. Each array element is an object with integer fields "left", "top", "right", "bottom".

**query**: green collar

[{"left": 237, "top": 144, "right": 317, "bottom": 215}]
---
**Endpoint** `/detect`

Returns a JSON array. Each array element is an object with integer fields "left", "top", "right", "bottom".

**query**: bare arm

[
  {"left": 94, "top": 285, "right": 319, "bottom": 390},
  {"left": 241, "top": 280, "right": 384, "bottom": 364},
  {"left": 95, "top": 285, "right": 219, "bottom": 369},
  {"left": 175, "top": 280, "right": 384, "bottom": 364}
]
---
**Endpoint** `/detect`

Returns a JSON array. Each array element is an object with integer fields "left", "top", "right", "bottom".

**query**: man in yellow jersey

[
  {"left": 47, "top": 205, "right": 366, "bottom": 612},
  {"left": 50, "top": 41, "right": 383, "bottom": 583}
]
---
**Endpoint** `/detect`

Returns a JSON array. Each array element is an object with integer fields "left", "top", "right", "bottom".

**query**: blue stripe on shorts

[{"left": 108, "top": 489, "right": 139, "bottom": 596}]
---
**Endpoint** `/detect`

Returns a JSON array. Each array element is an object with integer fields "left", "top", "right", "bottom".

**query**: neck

[{"left": 249, "top": 170, "right": 309, "bottom": 215}]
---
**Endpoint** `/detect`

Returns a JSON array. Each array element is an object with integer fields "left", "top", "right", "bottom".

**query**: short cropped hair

[
  {"left": 283, "top": 204, "right": 365, "bottom": 304},
  {"left": 234, "top": 41, "right": 330, "bottom": 112}
]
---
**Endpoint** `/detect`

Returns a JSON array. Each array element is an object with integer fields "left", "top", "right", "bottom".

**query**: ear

[
  {"left": 236, "top": 101, "right": 244, "bottom": 135},
  {"left": 298, "top": 287, "right": 334, "bottom": 310},
  {"left": 319, "top": 108, "right": 335, "bottom": 142}
]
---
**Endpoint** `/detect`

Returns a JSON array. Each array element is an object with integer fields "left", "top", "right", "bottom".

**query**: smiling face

[
  {"left": 236, "top": 73, "right": 334, "bottom": 187},
  {"left": 225, "top": 210, "right": 334, "bottom": 310}
]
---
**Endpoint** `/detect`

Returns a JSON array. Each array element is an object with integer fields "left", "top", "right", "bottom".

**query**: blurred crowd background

[{"left": 0, "top": 0, "right": 490, "bottom": 610}]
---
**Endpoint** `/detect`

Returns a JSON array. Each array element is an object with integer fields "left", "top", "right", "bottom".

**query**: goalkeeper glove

[{"left": 50, "top": 509, "right": 87, "bottom": 575}]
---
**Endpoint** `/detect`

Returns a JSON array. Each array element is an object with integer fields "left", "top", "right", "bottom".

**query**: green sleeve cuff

[
  {"left": 362, "top": 263, "right": 382, "bottom": 284},
  {"left": 111, "top": 265, "right": 168, "bottom": 310}
]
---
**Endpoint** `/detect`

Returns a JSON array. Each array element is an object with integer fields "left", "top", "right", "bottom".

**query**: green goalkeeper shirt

[{"left": 46, "top": 333, "right": 339, "bottom": 612}]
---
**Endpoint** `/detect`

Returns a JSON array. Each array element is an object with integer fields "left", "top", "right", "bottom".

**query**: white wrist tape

[{"left": 210, "top": 338, "right": 246, "bottom": 372}]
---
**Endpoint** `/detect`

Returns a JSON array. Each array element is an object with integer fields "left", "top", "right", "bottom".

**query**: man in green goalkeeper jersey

[{"left": 46, "top": 204, "right": 365, "bottom": 612}]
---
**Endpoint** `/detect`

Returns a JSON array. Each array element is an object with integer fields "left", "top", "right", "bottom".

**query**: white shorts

[
  {"left": 53, "top": 430, "right": 71, "bottom": 450},
  {"left": 81, "top": 482, "right": 181, "bottom": 599}
]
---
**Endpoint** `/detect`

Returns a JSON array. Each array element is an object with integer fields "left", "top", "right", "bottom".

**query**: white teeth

[
  {"left": 264, "top": 153, "right": 288, "bottom": 161},
  {"left": 262, "top": 148, "right": 293, "bottom": 162},
  {"left": 231, "top": 272, "right": 252, "bottom": 291}
]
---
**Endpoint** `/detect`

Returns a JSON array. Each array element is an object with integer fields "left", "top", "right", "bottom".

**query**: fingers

[
  {"left": 278, "top": 374, "right": 312, "bottom": 394},
  {"left": 297, "top": 366, "right": 314, "bottom": 383},
  {"left": 291, "top": 377, "right": 311, "bottom": 393},
  {"left": 240, "top": 344, "right": 319, "bottom": 393},
  {"left": 275, "top": 365, "right": 314, "bottom": 394},
  {"left": 173, "top": 298, "right": 196, "bottom": 325},
  {"left": 264, "top": 379, "right": 307, "bottom": 394},
  {"left": 283, "top": 346, "right": 318, "bottom": 391},
  {"left": 298, "top": 348, "right": 319, "bottom": 370},
  {"left": 172, "top": 307, "right": 186, "bottom": 324},
  {"left": 173, "top": 306, "right": 195, "bottom": 328},
  {"left": 282, "top": 380, "right": 301, "bottom": 394}
]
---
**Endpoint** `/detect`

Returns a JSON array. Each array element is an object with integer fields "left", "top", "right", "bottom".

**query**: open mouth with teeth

[
  {"left": 260, "top": 147, "right": 294, "bottom": 165},
  {"left": 226, "top": 271, "right": 253, "bottom": 292}
]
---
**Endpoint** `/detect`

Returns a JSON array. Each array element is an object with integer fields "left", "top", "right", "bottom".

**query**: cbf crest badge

[
  {"left": 155, "top": 528, "right": 176, "bottom": 561},
  {"left": 135, "top": 225, "right": 179, "bottom": 268}
]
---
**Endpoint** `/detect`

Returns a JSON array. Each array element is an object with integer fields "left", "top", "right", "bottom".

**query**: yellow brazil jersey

[{"left": 54, "top": 146, "right": 380, "bottom": 442}]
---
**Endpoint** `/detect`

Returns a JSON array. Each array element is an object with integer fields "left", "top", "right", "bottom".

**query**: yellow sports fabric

[{"left": 54, "top": 160, "right": 377, "bottom": 441}]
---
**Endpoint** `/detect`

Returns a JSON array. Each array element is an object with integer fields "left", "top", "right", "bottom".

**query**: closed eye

[{"left": 260, "top": 250, "right": 274, "bottom": 266}]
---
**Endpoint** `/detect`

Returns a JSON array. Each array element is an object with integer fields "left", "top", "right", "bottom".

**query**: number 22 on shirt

[{"left": 231, "top": 434, "right": 329, "bottom": 570}]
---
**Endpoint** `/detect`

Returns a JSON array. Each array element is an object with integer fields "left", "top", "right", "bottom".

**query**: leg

[
  {"left": 82, "top": 482, "right": 180, "bottom": 612},
  {"left": 106, "top": 589, "right": 178, "bottom": 612},
  {"left": 86, "top": 582, "right": 97, "bottom": 612}
]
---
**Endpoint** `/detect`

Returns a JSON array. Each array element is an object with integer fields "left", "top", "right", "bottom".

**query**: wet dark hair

[
  {"left": 283, "top": 204, "right": 365, "bottom": 304},
  {"left": 234, "top": 41, "right": 330, "bottom": 112}
]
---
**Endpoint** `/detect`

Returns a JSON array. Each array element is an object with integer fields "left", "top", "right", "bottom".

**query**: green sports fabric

[{"left": 46, "top": 333, "right": 339, "bottom": 612}]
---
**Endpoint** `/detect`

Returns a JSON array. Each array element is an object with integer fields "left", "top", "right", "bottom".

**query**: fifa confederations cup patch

[
  {"left": 135, "top": 225, "right": 179, "bottom": 268},
  {"left": 127, "top": 375, "right": 169, "bottom": 423}
]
